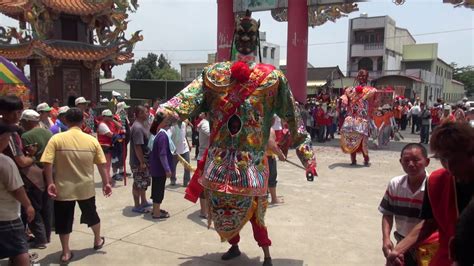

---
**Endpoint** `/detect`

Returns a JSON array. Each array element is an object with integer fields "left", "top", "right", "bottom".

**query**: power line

[
  {"left": 306, "top": 27, "right": 473, "bottom": 47},
  {"left": 132, "top": 27, "right": 473, "bottom": 52}
]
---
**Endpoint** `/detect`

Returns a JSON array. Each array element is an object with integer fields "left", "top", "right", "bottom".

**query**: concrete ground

[{"left": 5, "top": 131, "right": 441, "bottom": 266}]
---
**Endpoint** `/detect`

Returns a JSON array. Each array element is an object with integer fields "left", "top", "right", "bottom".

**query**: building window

[
  {"left": 189, "top": 68, "right": 200, "bottom": 79},
  {"left": 263, "top": 47, "right": 268, "bottom": 58},
  {"left": 358, "top": 57, "right": 373, "bottom": 71},
  {"left": 377, "top": 58, "right": 383, "bottom": 71},
  {"left": 62, "top": 17, "right": 78, "bottom": 41},
  {"left": 270, "top": 48, "right": 275, "bottom": 59}
]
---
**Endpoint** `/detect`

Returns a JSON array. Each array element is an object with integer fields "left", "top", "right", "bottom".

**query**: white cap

[
  {"left": 21, "top": 109, "right": 40, "bottom": 121},
  {"left": 36, "top": 102, "right": 52, "bottom": 112},
  {"left": 75, "top": 97, "right": 90, "bottom": 106},
  {"left": 58, "top": 106, "right": 70, "bottom": 115},
  {"left": 444, "top": 104, "right": 452, "bottom": 110},
  {"left": 117, "top": 101, "right": 130, "bottom": 110},
  {"left": 100, "top": 98, "right": 109, "bottom": 103},
  {"left": 102, "top": 109, "right": 113, "bottom": 117},
  {"left": 382, "top": 104, "right": 391, "bottom": 109}
]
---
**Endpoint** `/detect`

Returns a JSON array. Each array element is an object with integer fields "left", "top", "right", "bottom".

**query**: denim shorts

[{"left": 0, "top": 218, "right": 28, "bottom": 259}]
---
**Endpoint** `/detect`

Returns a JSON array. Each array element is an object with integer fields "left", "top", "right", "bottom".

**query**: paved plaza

[{"left": 6, "top": 133, "right": 442, "bottom": 266}]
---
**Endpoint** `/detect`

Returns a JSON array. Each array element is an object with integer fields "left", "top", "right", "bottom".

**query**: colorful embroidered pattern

[
  {"left": 340, "top": 86, "right": 376, "bottom": 154},
  {"left": 200, "top": 147, "right": 268, "bottom": 196},
  {"left": 208, "top": 190, "right": 256, "bottom": 241},
  {"left": 163, "top": 61, "right": 315, "bottom": 196}
]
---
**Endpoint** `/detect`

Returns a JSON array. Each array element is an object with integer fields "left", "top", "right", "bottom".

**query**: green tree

[
  {"left": 158, "top": 54, "right": 171, "bottom": 69},
  {"left": 155, "top": 68, "right": 181, "bottom": 80},
  {"left": 125, "top": 53, "right": 181, "bottom": 81},
  {"left": 125, "top": 53, "right": 158, "bottom": 81},
  {"left": 451, "top": 63, "right": 474, "bottom": 97}
]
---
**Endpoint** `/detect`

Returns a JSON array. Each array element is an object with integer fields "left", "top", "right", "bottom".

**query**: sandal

[
  {"left": 29, "top": 252, "right": 39, "bottom": 261},
  {"left": 93, "top": 237, "right": 105, "bottom": 250},
  {"left": 60, "top": 252, "right": 74, "bottom": 264},
  {"left": 152, "top": 210, "right": 170, "bottom": 219},
  {"left": 132, "top": 207, "right": 150, "bottom": 214}
]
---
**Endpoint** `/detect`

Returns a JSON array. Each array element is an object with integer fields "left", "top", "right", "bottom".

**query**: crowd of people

[
  {"left": 0, "top": 91, "right": 473, "bottom": 266},
  {"left": 0, "top": 85, "right": 473, "bottom": 266},
  {"left": 301, "top": 92, "right": 472, "bottom": 148}
]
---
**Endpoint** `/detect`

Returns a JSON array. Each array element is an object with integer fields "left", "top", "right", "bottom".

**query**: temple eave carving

[{"left": 0, "top": 40, "right": 131, "bottom": 65}]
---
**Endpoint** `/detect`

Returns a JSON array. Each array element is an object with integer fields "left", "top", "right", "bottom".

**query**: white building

[
  {"left": 257, "top": 32, "right": 280, "bottom": 67},
  {"left": 346, "top": 14, "right": 416, "bottom": 79},
  {"left": 100, "top": 79, "right": 130, "bottom": 98},
  {"left": 180, "top": 32, "right": 280, "bottom": 81}
]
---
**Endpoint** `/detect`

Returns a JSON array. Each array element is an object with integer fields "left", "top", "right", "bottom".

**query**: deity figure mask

[
  {"left": 356, "top": 69, "right": 369, "bottom": 85},
  {"left": 234, "top": 10, "right": 260, "bottom": 55}
]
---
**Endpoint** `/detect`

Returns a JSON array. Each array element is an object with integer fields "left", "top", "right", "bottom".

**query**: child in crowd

[{"left": 379, "top": 143, "right": 433, "bottom": 266}]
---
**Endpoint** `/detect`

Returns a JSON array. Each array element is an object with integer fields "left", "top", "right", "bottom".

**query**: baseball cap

[
  {"left": 58, "top": 106, "right": 70, "bottom": 115},
  {"left": 75, "top": 97, "right": 90, "bottom": 106},
  {"left": 36, "top": 102, "right": 52, "bottom": 112},
  {"left": 21, "top": 109, "right": 40, "bottom": 121},
  {"left": 117, "top": 101, "right": 130, "bottom": 110},
  {"left": 102, "top": 109, "right": 113, "bottom": 117},
  {"left": 0, "top": 121, "right": 17, "bottom": 135}
]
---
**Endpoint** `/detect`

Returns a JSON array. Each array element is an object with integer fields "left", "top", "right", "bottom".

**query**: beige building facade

[{"left": 347, "top": 15, "right": 415, "bottom": 79}]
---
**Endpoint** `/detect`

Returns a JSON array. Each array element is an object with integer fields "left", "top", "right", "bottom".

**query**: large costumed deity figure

[
  {"left": 161, "top": 11, "right": 316, "bottom": 266},
  {"left": 339, "top": 70, "right": 377, "bottom": 165}
]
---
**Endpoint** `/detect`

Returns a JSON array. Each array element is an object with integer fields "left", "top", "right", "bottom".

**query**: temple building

[{"left": 0, "top": 0, "right": 142, "bottom": 106}]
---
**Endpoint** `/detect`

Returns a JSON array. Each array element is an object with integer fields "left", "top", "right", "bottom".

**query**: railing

[{"left": 364, "top": 43, "right": 384, "bottom": 50}]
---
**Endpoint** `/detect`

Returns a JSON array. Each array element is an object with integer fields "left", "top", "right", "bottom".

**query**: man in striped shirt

[{"left": 379, "top": 143, "right": 430, "bottom": 266}]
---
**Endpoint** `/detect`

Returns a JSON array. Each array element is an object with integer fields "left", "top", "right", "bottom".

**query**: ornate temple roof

[
  {"left": 0, "top": 0, "right": 112, "bottom": 18},
  {"left": 0, "top": 0, "right": 28, "bottom": 18},
  {"left": 0, "top": 40, "right": 132, "bottom": 64},
  {"left": 42, "top": 0, "right": 112, "bottom": 16}
]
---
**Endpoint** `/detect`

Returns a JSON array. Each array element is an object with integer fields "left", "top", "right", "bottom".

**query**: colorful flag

[{"left": 0, "top": 56, "right": 30, "bottom": 85}]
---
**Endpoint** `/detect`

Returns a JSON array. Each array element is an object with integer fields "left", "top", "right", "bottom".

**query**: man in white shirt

[
  {"left": 170, "top": 121, "right": 191, "bottom": 186},
  {"left": 408, "top": 104, "right": 421, "bottom": 134},
  {"left": 197, "top": 113, "right": 210, "bottom": 161},
  {"left": 196, "top": 112, "right": 210, "bottom": 218}
]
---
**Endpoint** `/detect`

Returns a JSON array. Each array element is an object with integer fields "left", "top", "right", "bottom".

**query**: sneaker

[
  {"left": 112, "top": 174, "right": 123, "bottom": 181},
  {"left": 119, "top": 172, "right": 131, "bottom": 177},
  {"left": 30, "top": 242, "right": 47, "bottom": 249},
  {"left": 221, "top": 245, "right": 241, "bottom": 260}
]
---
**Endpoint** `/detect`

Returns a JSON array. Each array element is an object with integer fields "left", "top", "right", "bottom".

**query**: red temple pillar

[
  {"left": 286, "top": 0, "right": 308, "bottom": 103},
  {"left": 216, "top": 0, "right": 234, "bottom": 62}
]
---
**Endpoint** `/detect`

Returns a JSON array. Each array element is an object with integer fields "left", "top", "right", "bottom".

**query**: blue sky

[{"left": 1, "top": 0, "right": 473, "bottom": 80}]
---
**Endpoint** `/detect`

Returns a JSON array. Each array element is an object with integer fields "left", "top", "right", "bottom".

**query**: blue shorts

[{"left": 0, "top": 218, "right": 28, "bottom": 259}]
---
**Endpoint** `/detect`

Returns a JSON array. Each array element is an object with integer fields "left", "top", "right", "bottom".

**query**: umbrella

[{"left": 0, "top": 56, "right": 30, "bottom": 85}]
